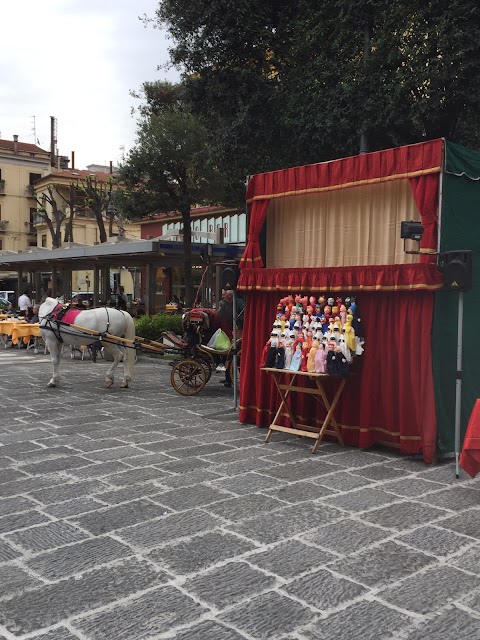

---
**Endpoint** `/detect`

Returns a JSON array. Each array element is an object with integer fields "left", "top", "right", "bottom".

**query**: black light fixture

[{"left": 400, "top": 220, "right": 424, "bottom": 254}]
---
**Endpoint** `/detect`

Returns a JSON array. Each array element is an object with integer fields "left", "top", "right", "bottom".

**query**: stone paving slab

[{"left": 1, "top": 349, "right": 480, "bottom": 639}]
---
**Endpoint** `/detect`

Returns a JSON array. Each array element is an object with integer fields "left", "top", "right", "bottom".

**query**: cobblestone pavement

[{"left": 0, "top": 348, "right": 480, "bottom": 639}]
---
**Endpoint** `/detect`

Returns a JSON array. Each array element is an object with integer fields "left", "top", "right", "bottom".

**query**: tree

[
  {"left": 74, "top": 175, "right": 114, "bottom": 244},
  {"left": 33, "top": 176, "right": 118, "bottom": 246},
  {"left": 33, "top": 185, "right": 65, "bottom": 249},
  {"left": 54, "top": 183, "right": 78, "bottom": 243},
  {"left": 121, "top": 81, "right": 225, "bottom": 307},
  {"left": 153, "top": 0, "right": 480, "bottom": 180}
]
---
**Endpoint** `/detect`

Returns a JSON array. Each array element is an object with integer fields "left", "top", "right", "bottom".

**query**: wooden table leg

[
  {"left": 265, "top": 372, "right": 298, "bottom": 443},
  {"left": 312, "top": 378, "right": 347, "bottom": 453}
]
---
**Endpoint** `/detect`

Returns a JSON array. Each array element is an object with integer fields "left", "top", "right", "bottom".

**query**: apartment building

[{"left": 0, "top": 137, "right": 51, "bottom": 252}]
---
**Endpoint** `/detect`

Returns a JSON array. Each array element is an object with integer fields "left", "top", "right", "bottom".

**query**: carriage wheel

[
  {"left": 227, "top": 348, "right": 242, "bottom": 391},
  {"left": 197, "top": 354, "right": 214, "bottom": 382},
  {"left": 171, "top": 358, "right": 207, "bottom": 396}
]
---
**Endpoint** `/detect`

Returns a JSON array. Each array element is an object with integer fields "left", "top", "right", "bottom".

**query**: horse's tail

[{"left": 123, "top": 312, "right": 136, "bottom": 383}]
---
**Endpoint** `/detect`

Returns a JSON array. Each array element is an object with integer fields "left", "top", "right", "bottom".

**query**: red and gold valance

[
  {"left": 237, "top": 263, "right": 444, "bottom": 292},
  {"left": 246, "top": 139, "right": 443, "bottom": 203}
]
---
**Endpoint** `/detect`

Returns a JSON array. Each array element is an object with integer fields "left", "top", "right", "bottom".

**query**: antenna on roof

[
  {"left": 31, "top": 116, "right": 37, "bottom": 144},
  {"left": 50, "top": 116, "right": 58, "bottom": 167}
]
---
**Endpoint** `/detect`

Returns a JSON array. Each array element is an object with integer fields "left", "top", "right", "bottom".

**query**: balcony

[
  {"left": 75, "top": 209, "right": 94, "bottom": 218},
  {"left": 25, "top": 184, "right": 35, "bottom": 196},
  {"left": 0, "top": 220, "right": 9, "bottom": 232}
]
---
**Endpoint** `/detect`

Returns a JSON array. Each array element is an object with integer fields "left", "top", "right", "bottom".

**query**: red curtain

[
  {"left": 409, "top": 174, "right": 440, "bottom": 264},
  {"left": 246, "top": 139, "right": 443, "bottom": 202},
  {"left": 238, "top": 263, "right": 444, "bottom": 293},
  {"left": 239, "top": 281, "right": 437, "bottom": 463},
  {"left": 240, "top": 140, "right": 443, "bottom": 270},
  {"left": 239, "top": 199, "right": 270, "bottom": 269}
]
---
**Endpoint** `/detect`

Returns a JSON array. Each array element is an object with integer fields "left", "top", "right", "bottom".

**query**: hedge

[{"left": 134, "top": 313, "right": 182, "bottom": 341}]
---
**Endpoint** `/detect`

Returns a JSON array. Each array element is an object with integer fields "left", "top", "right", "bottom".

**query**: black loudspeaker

[
  {"left": 221, "top": 264, "right": 240, "bottom": 291},
  {"left": 443, "top": 251, "right": 473, "bottom": 292}
]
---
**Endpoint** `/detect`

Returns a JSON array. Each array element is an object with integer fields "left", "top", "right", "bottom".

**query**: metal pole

[
  {"left": 232, "top": 290, "right": 238, "bottom": 410},
  {"left": 455, "top": 291, "right": 464, "bottom": 478}
]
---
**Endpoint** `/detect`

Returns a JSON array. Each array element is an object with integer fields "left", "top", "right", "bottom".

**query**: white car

[{"left": 0, "top": 290, "right": 14, "bottom": 304}]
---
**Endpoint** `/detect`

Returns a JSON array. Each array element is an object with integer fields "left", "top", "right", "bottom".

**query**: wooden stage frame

[{"left": 262, "top": 367, "right": 348, "bottom": 453}]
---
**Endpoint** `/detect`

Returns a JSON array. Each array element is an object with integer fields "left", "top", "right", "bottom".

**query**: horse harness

[{"left": 42, "top": 303, "right": 112, "bottom": 345}]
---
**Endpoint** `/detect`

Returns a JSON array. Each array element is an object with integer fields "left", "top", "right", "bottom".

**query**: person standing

[
  {"left": 18, "top": 290, "right": 32, "bottom": 317},
  {"left": 212, "top": 290, "right": 234, "bottom": 387},
  {"left": 117, "top": 286, "right": 128, "bottom": 311}
]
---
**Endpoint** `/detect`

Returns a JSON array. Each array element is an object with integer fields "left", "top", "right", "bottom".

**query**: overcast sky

[{"left": 0, "top": 0, "right": 180, "bottom": 169}]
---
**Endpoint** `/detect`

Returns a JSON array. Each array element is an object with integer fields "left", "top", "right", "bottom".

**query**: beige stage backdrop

[{"left": 266, "top": 178, "right": 421, "bottom": 268}]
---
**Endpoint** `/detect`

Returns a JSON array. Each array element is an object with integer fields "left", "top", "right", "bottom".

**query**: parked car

[{"left": 0, "top": 290, "right": 15, "bottom": 304}]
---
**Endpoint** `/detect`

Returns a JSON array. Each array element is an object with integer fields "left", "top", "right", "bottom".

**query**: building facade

[
  {"left": 32, "top": 169, "right": 140, "bottom": 249},
  {"left": 0, "top": 137, "right": 51, "bottom": 252},
  {"left": 140, "top": 206, "right": 246, "bottom": 303}
]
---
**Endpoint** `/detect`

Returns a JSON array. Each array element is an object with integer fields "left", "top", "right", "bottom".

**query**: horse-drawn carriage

[
  {"left": 163, "top": 308, "right": 242, "bottom": 396},
  {"left": 38, "top": 298, "right": 241, "bottom": 396}
]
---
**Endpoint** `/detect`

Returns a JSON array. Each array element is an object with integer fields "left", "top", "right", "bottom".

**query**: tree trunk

[
  {"left": 181, "top": 207, "right": 194, "bottom": 308},
  {"left": 41, "top": 214, "right": 58, "bottom": 248},
  {"left": 64, "top": 185, "right": 76, "bottom": 243},
  {"left": 93, "top": 210, "right": 107, "bottom": 243}
]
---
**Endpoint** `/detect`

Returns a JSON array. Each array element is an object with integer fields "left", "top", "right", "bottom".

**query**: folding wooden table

[{"left": 262, "top": 367, "right": 347, "bottom": 453}]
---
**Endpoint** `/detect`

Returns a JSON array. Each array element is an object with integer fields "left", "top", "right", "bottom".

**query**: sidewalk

[{"left": 0, "top": 349, "right": 479, "bottom": 639}]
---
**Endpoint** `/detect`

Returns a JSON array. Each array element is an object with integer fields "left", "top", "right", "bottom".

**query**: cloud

[{"left": 0, "top": 0, "right": 179, "bottom": 168}]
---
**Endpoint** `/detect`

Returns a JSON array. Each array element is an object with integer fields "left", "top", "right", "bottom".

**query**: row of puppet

[
  {"left": 262, "top": 334, "right": 350, "bottom": 376},
  {"left": 275, "top": 294, "right": 362, "bottom": 337},
  {"left": 261, "top": 293, "right": 365, "bottom": 376}
]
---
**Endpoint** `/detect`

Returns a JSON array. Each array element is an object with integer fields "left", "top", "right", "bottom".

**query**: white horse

[{"left": 39, "top": 297, "right": 136, "bottom": 388}]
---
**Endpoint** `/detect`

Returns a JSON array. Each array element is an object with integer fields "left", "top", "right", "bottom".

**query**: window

[
  {"left": 41, "top": 234, "right": 47, "bottom": 248},
  {"left": 0, "top": 204, "right": 1, "bottom": 220},
  {"left": 28, "top": 208, "right": 36, "bottom": 233},
  {"left": 0, "top": 240, "right": 3, "bottom": 250},
  {"left": 29, "top": 173, "right": 41, "bottom": 185}
]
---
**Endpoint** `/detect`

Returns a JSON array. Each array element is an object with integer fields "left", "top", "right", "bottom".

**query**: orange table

[
  {"left": 0, "top": 320, "right": 28, "bottom": 348},
  {"left": 11, "top": 323, "right": 41, "bottom": 349},
  {"left": 262, "top": 367, "right": 347, "bottom": 453}
]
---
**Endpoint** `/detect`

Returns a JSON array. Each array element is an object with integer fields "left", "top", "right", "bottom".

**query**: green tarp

[{"left": 432, "top": 141, "right": 480, "bottom": 452}]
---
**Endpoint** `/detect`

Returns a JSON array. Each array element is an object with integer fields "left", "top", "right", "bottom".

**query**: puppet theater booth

[{"left": 237, "top": 139, "right": 480, "bottom": 465}]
